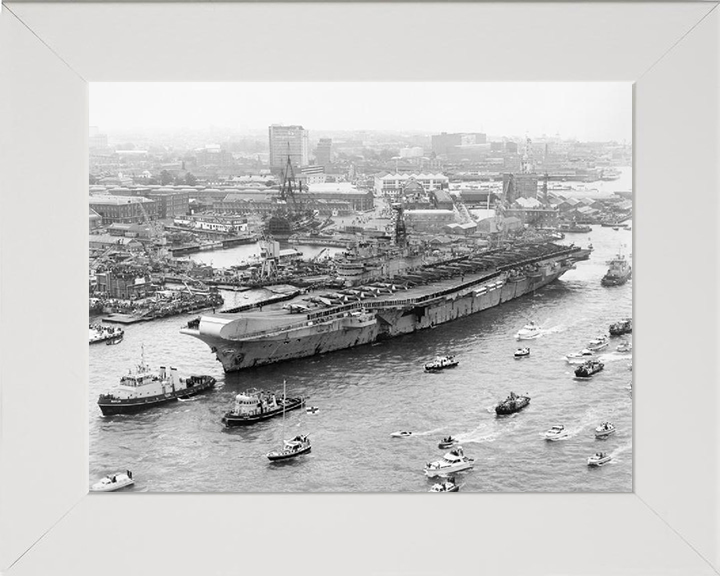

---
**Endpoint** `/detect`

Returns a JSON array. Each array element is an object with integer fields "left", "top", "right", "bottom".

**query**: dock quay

[
  {"left": 288, "top": 235, "right": 352, "bottom": 248},
  {"left": 103, "top": 313, "right": 147, "bottom": 325}
]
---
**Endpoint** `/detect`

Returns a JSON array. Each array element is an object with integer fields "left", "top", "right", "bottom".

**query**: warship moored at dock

[{"left": 181, "top": 241, "right": 581, "bottom": 372}]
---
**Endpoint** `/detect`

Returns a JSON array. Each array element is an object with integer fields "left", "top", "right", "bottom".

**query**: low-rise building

[
  {"left": 88, "top": 195, "right": 158, "bottom": 224},
  {"left": 374, "top": 173, "right": 449, "bottom": 198}
]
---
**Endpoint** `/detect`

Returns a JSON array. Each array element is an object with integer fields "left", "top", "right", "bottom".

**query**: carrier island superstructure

[{"left": 181, "top": 241, "right": 581, "bottom": 372}]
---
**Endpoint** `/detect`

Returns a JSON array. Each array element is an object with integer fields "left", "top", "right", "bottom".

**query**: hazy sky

[{"left": 90, "top": 83, "right": 631, "bottom": 142}]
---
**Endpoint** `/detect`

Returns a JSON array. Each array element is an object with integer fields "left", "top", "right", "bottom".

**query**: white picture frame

[{"left": 1, "top": 2, "right": 718, "bottom": 575}]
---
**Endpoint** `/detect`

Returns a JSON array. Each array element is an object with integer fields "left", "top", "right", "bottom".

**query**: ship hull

[
  {"left": 185, "top": 255, "right": 575, "bottom": 373},
  {"left": 97, "top": 376, "right": 216, "bottom": 415}
]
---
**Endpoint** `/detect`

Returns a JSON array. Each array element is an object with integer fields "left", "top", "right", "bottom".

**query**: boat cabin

[{"left": 230, "top": 389, "right": 279, "bottom": 416}]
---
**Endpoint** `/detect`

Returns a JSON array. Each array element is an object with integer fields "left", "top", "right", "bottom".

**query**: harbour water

[{"left": 89, "top": 223, "right": 632, "bottom": 493}]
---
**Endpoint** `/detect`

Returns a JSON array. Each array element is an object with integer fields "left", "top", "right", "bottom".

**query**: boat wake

[
  {"left": 541, "top": 323, "right": 565, "bottom": 335},
  {"left": 456, "top": 422, "right": 519, "bottom": 444},
  {"left": 412, "top": 427, "right": 447, "bottom": 437},
  {"left": 597, "top": 353, "right": 633, "bottom": 363},
  {"left": 608, "top": 442, "right": 633, "bottom": 462}
]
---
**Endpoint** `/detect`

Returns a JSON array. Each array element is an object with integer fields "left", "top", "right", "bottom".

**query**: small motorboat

[
  {"left": 609, "top": 318, "right": 632, "bottom": 336},
  {"left": 106, "top": 334, "right": 124, "bottom": 346},
  {"left": 306, "top": 406, "right": 320, "bottom": 414},
  {"left": 587, "top": 452, "right": 612, "bottom": 467},
  {"left": 514, "top": 347, "right": 530, "bottom": 359},
  {"left": 495, "top": 391, "right": 531, "bottom": 415},
  {"left": 438, "top": 436, "right": 458, "bottom": 449},
  {"left": 565, "top": 349, "right": 594, "bottom": 365},
  {"left": 429, "top": 478, "right": 460, "bottom": 492},
  {"left": 544, "top": 424, "right": 570, "bottom": 441},
  {"left": 574, "top": 360, "right": 605, "bottom": 379},
  {"left": 586, "top": 335, "right": 609, "bottom": 351},
  {"left": 91, "top": 470, "right": 134, "bottom": 492},
  {"left": 595, "top": 422, "right": 616, "bottom": 439},
  {"left": 515, "top": 321, "right": 542, "bottom": 340},
  {"left": 424, "top": 446, "right": 475, "bottom": 478},
  {"left": 424, "top": 355, "right": 459, "bottom": 371},
  {"left": 391, "top": 431, "right": 413, "bottom": 438},
  {"left": 616, "top": 341, "right": 632, "bottom": 353},
  {"left": 267, "top": 435, "right": 311, "bottom": 462}
]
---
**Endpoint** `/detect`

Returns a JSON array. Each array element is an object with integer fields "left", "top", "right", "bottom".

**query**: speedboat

[
  {"left": 495, "top": 392, "right": 531, "bottom": 415},
  {"left": 566, "top": 349, "right": 594, "bottom": 365},
  {"left": 91, "top": 470, "right": 134, "bottom": 492},
  {"left": 609, "top": 318, "right": 632, "bottom": 336},
  {"left": 586, "top": 335, "right": 609, "bottom": 351},
  {"left": 424, "top": 355, "right": 459, "bottom": 371},
  {"left": 514, "top": 347, "right": 530, "bottom": 359},
  {"left": 429, "top": 478, "right": 460, "bottom": 492},
  {"left": 544, "top": 424, "right": 570, "bottom": 441},
  {"left": 438, "top": 436, "right": 458, "bottom": 449},
  {"left": 424, "top": 447, "right": 475, "bottom": 478},
  {"left": 515, "top": 322, "right": 542, "bottom": 340},
  {"left": 616, "top": 341, "right": 632, "bottom": 353},
  {"left": 574, "top": 360, "right": 604, "bottom": 379},
  {"left": 595, "top": 422, "right": 616, "bottom": 439},
  {"left": 587, "top": 452, "right": 612, "bottom": 466},
  {"left": 267, "top": 435, "right": 311, "bottom": 462},
  {"left": 391, "top": 431, "right": 413, "bottom": 438}
]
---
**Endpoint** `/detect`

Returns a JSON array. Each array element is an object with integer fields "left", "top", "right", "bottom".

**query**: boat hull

[
  {"left": 601, "top": 271, "right": 632, "bottom": 286},
  {"left": 97, "top": 376, "right": 216, "bottom": 415},
  {"left": 495, "top": 398, "right": 530, "bottom": 415},
  {"left": 184, "top": 253, "right": 575, "bottom": 373},
  {"left": 222, "top": 397, "right": 305, "bottom": 426},
  {"left": 267, "top": 445, "right": 311, "bottom": 461},
  {"left": 424, "top": 462, "right": 474, "bottom": 478}
]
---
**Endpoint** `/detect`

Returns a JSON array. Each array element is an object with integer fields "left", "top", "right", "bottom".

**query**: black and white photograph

[{"left": 88, "top": 82, "right": 632, "bottom": 493}]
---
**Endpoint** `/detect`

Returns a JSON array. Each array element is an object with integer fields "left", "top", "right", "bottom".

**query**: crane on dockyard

[{"left": 137, "top": 200, "right": 167, "bottom": 264}]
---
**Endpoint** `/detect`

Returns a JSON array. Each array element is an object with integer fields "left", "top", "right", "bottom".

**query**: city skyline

[{"left": 90, "top": 83, "right": 632, "bottom": 143}]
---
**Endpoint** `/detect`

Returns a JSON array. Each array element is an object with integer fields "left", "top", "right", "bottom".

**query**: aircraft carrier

[{"left": 181, "top": 241, "right": 581, "bottom": 372}]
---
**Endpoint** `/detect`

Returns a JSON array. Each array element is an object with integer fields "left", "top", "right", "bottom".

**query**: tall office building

[
  {"left": 269, "top": 125, "right": 309, "bottom": 170},
  {"left": 316, "top": 138, "right": 332, "bottom": 167}
]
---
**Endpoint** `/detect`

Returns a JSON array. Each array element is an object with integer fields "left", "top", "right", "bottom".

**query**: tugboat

[
  {"left": 438, "top": 436, "right": 458, "bottom": 449},
  {"left": 609, "top": 318, "right": 632, "bottom": 336},
  {"left": 544, "top": 424, "right": 570, "bottom": 441},
  {"left": 515, "top": 321, "right": 541, "bottom": 340},
  {"left": 424, "top": 355, "right": 459, "bottom": 371},
  {"left": 89, "top": 323, "right": 124, "bottom": 344},
  {"left": 266, "top": 380, "right": 311, "bottom": 462},
  {"left": 595, "top": 422, "right": 616, "bottom": 439},
  {"left": 586, "top": 335, "right": 609, "bottom": 351},
  {"left": 574, "top": 360, "right": 604, "bottom": 379},
  {"left": 424, "top": 446, "right": 475, "bottom": 477},
  {"left": 91, "top": 470, "right": 134, "bottom": 492},
  {"left": 566, "top": 349, "right": 594, "bottom": 365},
  {"left": 429, "top": 477, "right": 460, "bottom": 492},
  {"left": 602, "top": 252, "right": 632, "bottom": 286},
  {"left": 514, "top": 347, "right": 531, "bottom": 359},
  {"left": 97, "top": 348, "right": 216, "bottom": 415},
  {"left": 222, "top": 384, "right": 305, "bottom": 427},
  {"left": 587, "top": 452, "right": 612, "bottom": 467},
  {"left": 495, "top": 391, "right": 531, "bottom": 415}
]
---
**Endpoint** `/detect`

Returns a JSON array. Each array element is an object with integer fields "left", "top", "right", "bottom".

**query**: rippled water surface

[{"left": 90, "top": 225, "right": 633, "bottom": 493}]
